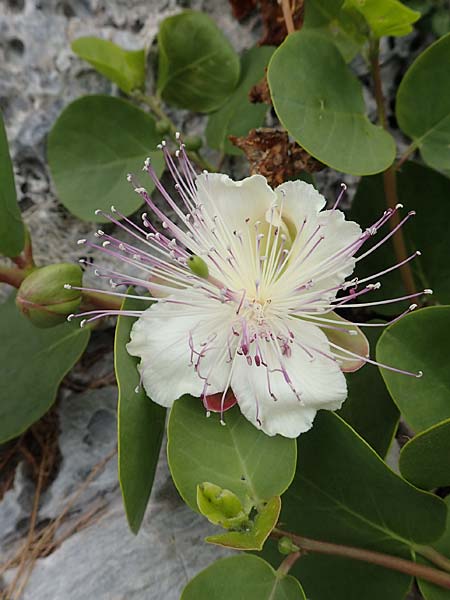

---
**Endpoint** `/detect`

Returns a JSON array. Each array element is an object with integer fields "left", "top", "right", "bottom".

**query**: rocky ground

[{"left": 0, "top": 0, "right": 431, "bottom": 597}]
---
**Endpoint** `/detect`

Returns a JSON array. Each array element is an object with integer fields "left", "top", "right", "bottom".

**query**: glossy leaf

[
  {"left": 167, "top": 395, "right": 296, "bottom": 511},
  {"left": 157, "top": 11, "right": 240, "bottom": 113},
  {"left": 48, "top": 95, "right": 164, "bottom": 222},
  {"left": 419, "top": 496, "right": 450, "bottom": 600},
  {"left": 0, "top": 111, "right": 24, "bottom": 257},
  {"left": 268, "top": 31, "right": 395, "bottom": 175},
  {"left": 115, "top": 291, "right": 166, "bottom": 534},
  {"left": 71, "top": 37, "right": 146, "bottom": 94},
  {"left": 181, "top": 555, "right": 306, "bottom": 600},
  {"left": 262, "top": 411, "right": 447, "bottom": 600},
  {"left": 350, "top": 162, "right": 450, "bottom": 315},
  {"left": 338, "top": 325, "right": 399, "bottom": 457},
  {"left": 399, "top": 419, "right": 450, "bottom": 489},
  {"left": 206, "top": 46, "right": 274, "bottom": 155},
  {"left": 397, "top": 33, "right": 450, "bottom": 173},
  {"left": 0, "top": 294, "right": 90, "bottom": 443},
  {"left": 205, "top": 496, "right": 281, "bottom": 551},
  {"left": 377, "top": 306, "right": 450, "bottom": 432},
  {"left": 343, "top": 0, "right": 420, "bottom": 37},
  {"left": 303, "top": 0, "right": 365, "bottom": 61}
]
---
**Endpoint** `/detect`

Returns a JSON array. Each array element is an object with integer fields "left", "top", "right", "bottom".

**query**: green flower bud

[
  {"left": 156, "top": 120, "right": 171, "bottom": 135},
  {"left": 183, "top": 135, "right": 203, "bottom": 151},
  {"left": 16, "top": 263, "right": 83, "bottom": 328},
  {"left": 277, "top": 536, "right": 300, "bottom": 555},
  {"left": 197, "top": 482, "right": 250, "bottom": 530},
  {"left": 187, "top": 255, "right": 209, "bottom": 279}
]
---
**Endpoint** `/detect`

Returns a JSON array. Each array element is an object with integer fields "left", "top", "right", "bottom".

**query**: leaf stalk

[
  {"left": 369, "top": 39, "right": 416, "bottom": 297},
  {"left": 272, "top": 529, "right": 450, "bottom": 590}
]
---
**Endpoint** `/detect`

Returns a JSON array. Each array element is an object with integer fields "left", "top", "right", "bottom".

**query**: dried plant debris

[
  {"left": 229, "top": 128, "right": 324, "bottom": 187},
  {"left": 229, "top": 0, "right": 257, "bottom": 20},
  {"left": 249, "top": 72, "right": 272, "bottom": 105},
  {"left": 228, "top": 0, "right": 305, "bottom": 45}
]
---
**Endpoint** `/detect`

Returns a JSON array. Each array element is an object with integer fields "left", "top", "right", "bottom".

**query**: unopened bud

[
  {"left": 188, "top": 255, "right": 209, "bottom": 279},
  {"left": 183, "top": 135, "right": 202, "bottom": 151},
  {"left": 197, "top": 482, "right": 250, "bottom": 530},
  {"left": 16, "top": 263, "right": 83, "bottom": 328},
  {"left": 277, "top": 536, "right": 300, "bottom": 555},
  {"left": 155, "top": 120, "right": 171, "bottom": 135}
]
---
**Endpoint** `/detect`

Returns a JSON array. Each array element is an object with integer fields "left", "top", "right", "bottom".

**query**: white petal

[
  {"left": 275, "top": 180, "right": 326, "bottom": 233},
  {"left": 195, "top": 173, "right": 275, "bottom": 231},
  {"left": 127, "top": 292, "right": 232, "bottom": 408},
  {"left": 231, "top": 320, "right": 347, "bottom": 438}
]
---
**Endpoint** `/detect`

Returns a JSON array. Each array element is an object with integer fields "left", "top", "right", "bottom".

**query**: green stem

[
  {"left": 415, "top": 545, "right": 450, "bottom": 574},
  {"left": 135, "top": 92, "right": 177, "bottom": 133},
  {"left": 0, "top": 266, "right": 27, "bottom": 288},
  {"left": 272, "top": 529, "right": 450, "bottom": 590},
  {"left": 133, "top": 92, "right": 217, "bottom": 172},
  {"left": 396, "top": 141, "right": 419, "bottom": 171},
  {"left": 369, "top": 39, "right": 416, "bottom": 297},
  {"left": 277, "top": 551, "right": 301, "bottom": 576}
]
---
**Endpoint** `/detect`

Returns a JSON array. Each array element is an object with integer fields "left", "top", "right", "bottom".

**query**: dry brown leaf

[
  {"left": 228, "top": 0, "right": 304, "bottom": 45},
  {"left": 229, "top": 128, "right": 324, "bottom": 187}
]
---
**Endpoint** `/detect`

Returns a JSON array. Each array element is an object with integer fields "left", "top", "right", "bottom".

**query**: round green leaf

[
  {"left": 399, "top": 419, "right": 450, "bottom": 489},
  {"left": 350, "top": 162, "right": 450, "bottom": 315},
  {"left": 157, "top": 11, "right": 240, "bottom": 113},
  {"left": 418, "top": 496, "right": 450, "bottom": 600},
  {"left": 338, "top": 325, "right": 399, "bottom": 457},
  {"left": 181, "top": 555, "right": 306, "bottom": 600},
  {"left": 71, "top": 37, "right": 146, "bottom": 95},
  {"left": 377, "top": 306, "right": 450, "bottom": 432},
  {"left": 397, "top": 33, "right": 450, "bottom": 173},
  {"left": 261, "top": 411, "right": 447, "bottom": 600},
  {"left": 267, "top": 30, "right": 395, "bottom": 175},
  {"left": 167, "top": 395, "right": 297, "bottom": 511},
  {"left": 115, "top": 291, "right": 166, "bottom": 534},
  {"left": 343, "top": 0, "right": 420, "bottom": 38},
  {"left": 48, "top": 95, "right": 165, "bottom": 222},
  {"left": 0, "top": 294, "right": 90, "bottom": 443},
  {"left": 0, "top": 111, "right": 24, "bottom": 257},
  {"left": 206, "top": 46, "right": 274, "bottom": 155}
]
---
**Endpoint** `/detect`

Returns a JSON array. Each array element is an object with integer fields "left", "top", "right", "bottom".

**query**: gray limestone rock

[{"left": 1, "top": 386, "right": 231, "bottom": 598}]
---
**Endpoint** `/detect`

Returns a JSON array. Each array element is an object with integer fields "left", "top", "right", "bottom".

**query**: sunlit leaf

[
  {"left": 181, "top": 555, "right": 306, "bottom": 600},
  {"left": 167, "top": 395, "right": 296, "bottom": 511},
  {"left": 48, "top": 95, "right": 164, "bottom": 222},
  {"left": 72, "top": 37, "right": 146, "bottom": 94},
  {"left": 397, "top": 33, "right": 450, "bottom": 173},
  {"left": 268, "top": 31, "right": 395, "bottom": 175},
  {"left": 157, "top": 11, "right": 240, "bottom": 113},
  {"left": 343, "top": 0, "right": 420, "bottom": 37}
]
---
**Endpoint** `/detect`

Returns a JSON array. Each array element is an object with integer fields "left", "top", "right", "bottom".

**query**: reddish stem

[
  {"left": 369, "top": 41, "right": 416, "bottom": 297},
  {"left": 272, "top": 529, "right": 450, "bottom": 590}
]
